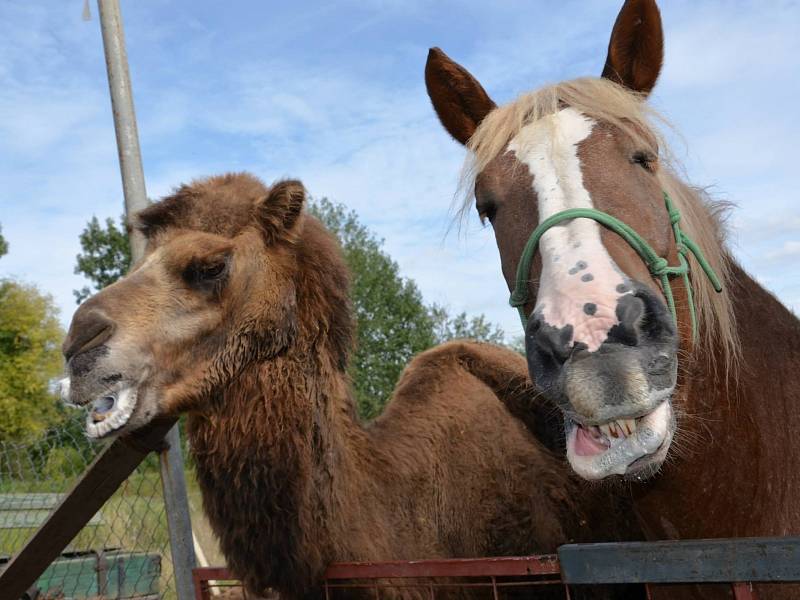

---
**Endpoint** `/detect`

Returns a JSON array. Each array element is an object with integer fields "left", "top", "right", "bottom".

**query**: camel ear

[
  {"left": 601, "top": 0, "right": 664, "bottom": 96},
  {"left": 425, "top": 47, "right": 496, "bottom": 146},
  {"left": 255, "top": 179, "right": 305, "bottom": 244}
]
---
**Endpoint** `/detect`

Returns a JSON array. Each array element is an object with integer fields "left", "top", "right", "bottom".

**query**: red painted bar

[
  {"left": 191, "top": 564, "right": 760, "bottom": 598},
  {"left": 324, "top": 555, "right": 560, "bottom": 579},
  {"left": 732, "top": 582, "right": 760, "bottom": 600},
  {"left": 192, "top": 567, "right": 240, "bottom": 600}
]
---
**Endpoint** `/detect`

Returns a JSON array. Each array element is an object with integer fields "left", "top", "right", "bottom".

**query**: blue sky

[{"left": 1, "top": 1, "right": 798, "bottom": 339}]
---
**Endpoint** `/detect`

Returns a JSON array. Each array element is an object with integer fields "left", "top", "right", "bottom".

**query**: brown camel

[{"left": 60, "top": 174, "right": 640, "bottom": 598}]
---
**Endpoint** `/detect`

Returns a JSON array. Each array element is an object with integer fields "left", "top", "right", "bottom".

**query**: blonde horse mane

[{"left": 458, "top": 77, "right": 740, "bottom": 375}]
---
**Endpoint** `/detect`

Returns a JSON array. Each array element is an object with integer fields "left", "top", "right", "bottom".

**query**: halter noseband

[{"left": 509, "top": 192, "right": 723, "bottom": 340}]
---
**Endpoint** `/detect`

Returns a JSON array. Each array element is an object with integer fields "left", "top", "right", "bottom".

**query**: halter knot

[
  {"left": 509, "top": 289, "right": 527, "bottom": 309},
  {"left": 668, "top": 208, "right": 681, "bottom": 225},
  {"left": 649, "top": 257, "right": 670, "bottom": 276}
]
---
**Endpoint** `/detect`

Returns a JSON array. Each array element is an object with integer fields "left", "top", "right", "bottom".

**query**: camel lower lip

[{"left": 85, "top": 387, "right": 137, "bottom": 438}]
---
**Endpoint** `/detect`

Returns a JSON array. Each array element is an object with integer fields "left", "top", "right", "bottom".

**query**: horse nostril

[
  {"left": 527, "top": 315, "right": 573, "bottom": 366},
  {"left": 609, "top": 294, "right": 646, "bottom": 346},
  {"left": 63, "top": 310, "right": 115, "bottom": 362}
]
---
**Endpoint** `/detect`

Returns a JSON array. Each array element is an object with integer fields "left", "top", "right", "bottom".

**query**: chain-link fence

[{"left": 0, "top": 414, "right": 179, "bottom": 599}]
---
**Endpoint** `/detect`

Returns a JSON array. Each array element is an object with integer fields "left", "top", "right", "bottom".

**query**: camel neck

[{"left": 186, "top": 349, "right": 367, "bottom": 596}]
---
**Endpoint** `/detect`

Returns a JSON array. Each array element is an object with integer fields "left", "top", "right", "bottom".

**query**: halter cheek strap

[{"left": 509, "top": 192, "right": 723, "bottom": 340}]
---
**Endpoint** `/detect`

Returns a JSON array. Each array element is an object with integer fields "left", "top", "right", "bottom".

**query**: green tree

[
  {"left": 0, "top": 224, "right": 8, "bottom": 259},
  {"left": 309, "top": 198, "right": 437, "bottom": 418},
  {"left": 0, "top": 280, "right": 64, "bottom": 441},
  {"left": 430, "top": 305, "right": 505, "bottom": 345},
  {"left": 73, "top": 216, "right": 131, "bottom": 303}
]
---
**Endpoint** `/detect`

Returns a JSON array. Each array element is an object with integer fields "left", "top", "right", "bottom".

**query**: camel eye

[
  {"left": 184, "top": 257, "right": 229, "bottom": 290},
  {"left": 199, "top": 262, "right": 226, "bottom": 279},
  {"left": 631, "top": 150, "right": 657, "bottom": 172}
]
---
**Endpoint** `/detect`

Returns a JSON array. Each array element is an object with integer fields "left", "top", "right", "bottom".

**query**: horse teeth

[
  {"left": 599, "top": 420, "right": 637, "bottom": 439},
  {"left": 599, "top": 423, "right": 616, "bottom": 439},
  {"left": 620, "top": 418, "right": 637, "bottom": 436}
]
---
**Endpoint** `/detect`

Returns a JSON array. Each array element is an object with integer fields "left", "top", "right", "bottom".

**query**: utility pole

[{"left": 95, "top": 2, "right": 197, "bottom": 599}]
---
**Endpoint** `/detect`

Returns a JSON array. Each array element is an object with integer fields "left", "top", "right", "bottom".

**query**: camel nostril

[{"left": 63, "top": 310, "right": 115, "bottom": 362}]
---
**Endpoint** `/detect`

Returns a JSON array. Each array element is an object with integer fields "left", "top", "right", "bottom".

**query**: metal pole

[
  {"left": 96, "top": 0, "right": 147, "bottom": 258},
  {"left": 96, "top": 2, "right": 197, "bottom": 599},
  {"left": 159, "top": 426, "right": 199, "bottom": 600}
]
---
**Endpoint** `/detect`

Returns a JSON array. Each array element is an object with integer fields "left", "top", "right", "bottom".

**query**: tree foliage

[
  {"left": 430, "top": 305, "right": 505, "bottom": 346},
  {"left": 0, "top": 224, "right": 8, "bottom": 259},
  {"left": 0, "top": 280, "right": 64, "bottom": 442},
  {"left": 73, "top": 216, "right": 131, "bottom": 303},
  {"left": 75, "top": 200, "right": 508, "bottom": 420},
  {"left": 309, "top": 199, "right": 438, "bottom": 418},
  {"left": 309, "top": 199, "right": 508, "bottom": 418}
]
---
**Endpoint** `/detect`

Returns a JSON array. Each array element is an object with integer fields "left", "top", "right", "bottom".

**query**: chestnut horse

[
  {"left": 60, "top": 174, "right": 640, "bottom": 599},
  {"left": 426, "top": 0, "right": 800, "bottom": 598}
]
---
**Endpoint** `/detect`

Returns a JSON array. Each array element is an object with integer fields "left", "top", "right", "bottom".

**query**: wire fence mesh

[{"left": 0, "top": 413, "right": 177, "bottom": 600}]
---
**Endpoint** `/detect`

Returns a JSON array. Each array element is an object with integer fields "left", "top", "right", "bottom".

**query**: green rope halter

[{"left": 509, "top": 192, "right": 723, "bottom": 340}]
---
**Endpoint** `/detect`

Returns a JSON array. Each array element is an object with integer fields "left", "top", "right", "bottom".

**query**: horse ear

[
  {"left": 255, "top": 179, "right": 306, "bottom": 244},
  {"left": 425, "top": 47, "right": 496, "bottom": 146},
  {"left": 601, "top": 0, "right": 664, "bottom": 96}
]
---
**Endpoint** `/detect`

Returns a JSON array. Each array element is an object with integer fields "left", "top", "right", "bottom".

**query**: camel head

[{"left": 60, "top": 174, "right": 319, "bottom": 438}]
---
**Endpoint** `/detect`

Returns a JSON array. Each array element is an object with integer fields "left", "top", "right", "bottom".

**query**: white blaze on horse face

[{"left": 508, "top": 108, "right": 630, "bottom": 352}]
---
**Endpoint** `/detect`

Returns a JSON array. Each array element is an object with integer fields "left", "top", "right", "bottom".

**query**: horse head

[{"left": 426, "top": 0, "right": 735, "bottom": 481}]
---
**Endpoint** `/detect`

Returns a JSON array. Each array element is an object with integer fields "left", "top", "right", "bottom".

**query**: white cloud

[
  {"left": 765, "top": 241, "right": 800, "bottom": 262},
  {"left": 662, "top": 1, "right": 800, "bottom": 89}
]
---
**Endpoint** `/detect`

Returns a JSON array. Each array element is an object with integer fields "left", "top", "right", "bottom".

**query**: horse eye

[
  {"left": 631, "top": 150, "right": 657, "bottom": 172},
  {"left": 476, "top": 198, "right": 497, "bottom": 224}
]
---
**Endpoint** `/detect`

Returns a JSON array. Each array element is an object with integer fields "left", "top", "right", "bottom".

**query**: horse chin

[{"left": 564, "top": 400, "right": 675, "bottom": 481}]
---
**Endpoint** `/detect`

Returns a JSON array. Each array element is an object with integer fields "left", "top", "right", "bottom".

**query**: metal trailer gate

[{"left": 192, "top": 536, "right": 800, "bottom": 599}]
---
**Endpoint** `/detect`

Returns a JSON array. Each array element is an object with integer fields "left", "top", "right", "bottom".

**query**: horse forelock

[{"left": 458, "top": 77, "right": 740, "bottom": 376}]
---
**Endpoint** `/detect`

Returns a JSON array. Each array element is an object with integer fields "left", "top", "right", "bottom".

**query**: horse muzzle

[{"left": 525, "top": 284, "right": 679, "bottom": 480}]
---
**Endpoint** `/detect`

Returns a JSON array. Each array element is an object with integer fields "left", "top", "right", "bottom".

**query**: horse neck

[
  {"left": 637, "top": 260, "right": 800, "bottom": 538},
  {"left": 186, "top": 346, "right": 369, "bottom": 595},
  {"left": 689, "top": 259, "right": 800, "bottom": 437}
]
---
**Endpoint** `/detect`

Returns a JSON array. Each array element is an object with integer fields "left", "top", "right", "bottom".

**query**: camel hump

[
  {"left": 390, "top": 341, "right": 563, "bottom": 452},
  {"left": 403, "top": 339, "right": 529, "bottom": 390}
]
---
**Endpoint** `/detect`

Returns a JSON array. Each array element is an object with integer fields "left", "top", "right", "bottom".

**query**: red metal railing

[
  {"left": 193, "top": 558, "right": 762, "bottom": 600},
  {"left": 324, "top": 555, "right": 565, "bottom": 598}
]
